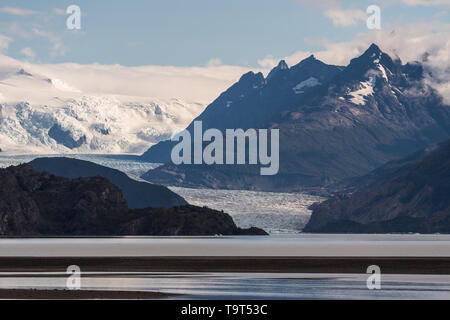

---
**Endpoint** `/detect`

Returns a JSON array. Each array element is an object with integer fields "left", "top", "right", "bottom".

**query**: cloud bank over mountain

[
  {"left": 257, "top": 22, "right": 450, "bottom": 103},
  {"left": 0, "top": 53, "right": 256, "bottom": 104}
]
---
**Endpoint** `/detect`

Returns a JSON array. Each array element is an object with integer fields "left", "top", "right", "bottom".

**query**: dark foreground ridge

[
  {"left": 0, "top": 164, "right": 267, "bottom": 236},
  {"left": 304, "top": 140, "right": 450, "bottom": 233},
  {"left": 29, "top": 157, "right": 187, "bottom": 209}
]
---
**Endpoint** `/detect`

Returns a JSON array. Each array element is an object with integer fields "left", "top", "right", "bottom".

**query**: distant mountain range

[
  {"left": 0, "top": 64, "right": 204, "bottom": 154},
  {"left": 304, "top": 139, "right": 450, "bottom": 233},
  {"left": 141, "top": 44, "right": 450, "bottom": 192},
  {"left": 29, "top": 157, "right": 187, "bottom": 209},
  {"left": 0, "top": 163, "right": 266, "bottom": 236}
]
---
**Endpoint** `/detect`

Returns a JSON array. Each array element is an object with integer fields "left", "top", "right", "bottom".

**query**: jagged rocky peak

[
  {"left": 298, "top": 54, "right": 318, "bottom": 64},
  {"left": 225, "top": 71, "right": 265, "bottom": 96},
  {"left": 366, "top": 43, "right": 382, "bottom": 55},
  {"left": 267, "top": 60, "right": 289, "bottom": 79},
  {"left": 334, "top": 43, "right": 401, "bottom": 89},
  {"left": 277, "top": 59, "right": 289, "bottom": 70},
  {"left": 291, "top": 55, "right": 319, "bottom": 70},
  {"left": 238, "top": 71, "right": 265, "bottom": 84},
  {"left": 353, "top": 43, "right": 397, "bottom": 71}
]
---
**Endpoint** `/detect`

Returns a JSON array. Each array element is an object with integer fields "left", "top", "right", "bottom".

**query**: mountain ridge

[
  {"left": 141, "top": 44, "right": 450, "bottom": 192},
  {"left": 304, "top": 139, "right": 450, "bottom": 233}
]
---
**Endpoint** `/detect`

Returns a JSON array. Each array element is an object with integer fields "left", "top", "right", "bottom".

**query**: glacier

[{"left": 0, "top": 60, "right": 205, "bottom": 154}]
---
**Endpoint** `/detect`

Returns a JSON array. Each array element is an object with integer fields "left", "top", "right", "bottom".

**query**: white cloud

[
  {"left": 0, "top": 6, "right": 38, "bottom": 16},
  {"left": 52, "top": 8, "right": 66, "bottom": 15},
  {"left": 0, "top": 55, "right": 257, "bottom": 104},
  {"left": 294, "top": 0, "right": 342, "bottom": 9},
  {"left": 257, "top": 21, "right": 450, "bottom": 103},
  {"left": 206, "top": 58, "right": 223, "bottom": 67},
  {"left": 295, "top": 1, "right": 368, "bottom": 27},
  {"left": 6, "top": 22, "right": 32, "bottom": 39},
  {"left": 20, "top": 47, "right": 36, "bottom": 60},
  {"left": 402, "top": 0, "right": 450, "bottom": 7},
  {"left": 0, "top": 34, "right": 12, "bottom": 52},
  {"left": 324, "top": 8, "right": 367, "bottom": 26},
  {"left": 257, "top": 55, "right": 279, "bottom": 69}
]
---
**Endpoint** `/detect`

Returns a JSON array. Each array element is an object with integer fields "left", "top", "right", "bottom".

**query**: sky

[
  {"left": 0, "top": 0, "right": 448, "bottom": 67},
  {"left": 0, "top": 0, "right": 449, "bottom": 103}
]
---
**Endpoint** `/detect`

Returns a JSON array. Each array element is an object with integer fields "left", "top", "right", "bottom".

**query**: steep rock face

[
  {"left": 303, "top": 140, "right": 450, "bottom": 233},
  {"left": 0, "top": 165, "right": 128, "bottom": 235},
  {"left": 141, "top": 56, "right": 342, "bottom": 163},
  {"left": 141, "top": 44, "right": 450, "bottom": 192},
  {"left": 29, "top": 157, "right": 187, "bottom": 209},
  {"left": 122, "top": 206, "right": 267, "bottom": 236},
  {"left": 0, "top": 165, "right": 266, "bottom": 236}
]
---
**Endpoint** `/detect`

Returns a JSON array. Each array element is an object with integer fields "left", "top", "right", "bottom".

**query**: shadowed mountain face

[
  {"left": 29, "top": 157, "right": 187, "bottom": 209},
  {"left": 304, "top": 140, "right": 450, "bottom": 233},
  {"left": 0, "top": 164, "right": 266, "bottom": 236},
  {"left": 141, "top": 44, "right": 450, "bottom": 192}
]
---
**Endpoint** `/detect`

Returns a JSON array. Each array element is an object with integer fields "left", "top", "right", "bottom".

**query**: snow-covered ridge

[
  {"left": 293, "top": 77, "right": 321, "bottom": 94},
  {"left": 0, "top": 62, "right": 205, "bottom": 154},
  {"left": 348, "top": 76, "right": 375, "bottom": 105}
]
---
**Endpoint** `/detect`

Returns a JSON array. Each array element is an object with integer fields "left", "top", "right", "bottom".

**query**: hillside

[
  {"left": 29, "top": 157, "right": 187, "bottom": 209},
  {"left": 304, "top": 140, "right": 450, "bottom": 233},
  {"left": 0, "top": 164, "right": 266, "bottom": 236}
]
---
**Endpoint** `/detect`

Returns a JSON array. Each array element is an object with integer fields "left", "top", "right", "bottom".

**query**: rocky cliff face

[
  {"left": 303, "top": 140, "right": 450, "bottom": 233},
  {"left": 141, "top": 44, "right": 450, "bottom": 192},
  {"left": 0, "top": 165, "right": 266, "bottom": 236}
]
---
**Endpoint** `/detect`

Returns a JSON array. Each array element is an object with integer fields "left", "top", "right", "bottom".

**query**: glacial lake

[
  {"left": 0, "top": 153, "right": 324, "bottom": 233},
  {"left": 2, "top": 154, "right": 450, "bottom": 299}
]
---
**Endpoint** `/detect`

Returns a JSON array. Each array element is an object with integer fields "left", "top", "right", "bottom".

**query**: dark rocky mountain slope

[
  {"left": 29, "top": 157, "right": 187, "bottom": 209},
  {"left": 141, "top": 44, "right": 450, "bottom": 192},
  {"left": 304, "top": 140, "right": 450, "bottom": 233},
  {"left": 0, "top": 165, "right": 266, "bottom": 236}
]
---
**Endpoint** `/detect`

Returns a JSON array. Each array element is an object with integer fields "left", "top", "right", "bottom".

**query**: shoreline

[
  {"left": 1, "top": 257, "right": 450, "bottom": 274},
  {"left": 0, "top": 289, "right": 174, "bottom": 300}
]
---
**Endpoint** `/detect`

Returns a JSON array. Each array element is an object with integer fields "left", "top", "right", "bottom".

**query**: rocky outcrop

[
  {"left": 29, "top": 157, "right": 187, "bottom": 209},
  {"left": 0, "top": 165, "right": 267, "bottom": 236},
  {"left": 303, "top": 140, "right": 450, "bottom": 233}
]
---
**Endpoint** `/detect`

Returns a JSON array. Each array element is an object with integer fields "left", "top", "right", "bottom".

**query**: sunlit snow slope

[{"left": 0, "top": 55, "right": 204, "bottom": 154}]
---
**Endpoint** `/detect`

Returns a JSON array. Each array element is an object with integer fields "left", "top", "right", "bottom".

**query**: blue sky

[{"left": 0, "top": 0, "right": 448, "bottom": 67}]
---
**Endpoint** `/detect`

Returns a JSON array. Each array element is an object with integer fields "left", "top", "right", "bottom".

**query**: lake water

[
  {"left": 1, "top": 272, "right": 450, "bottom": 300},
  {"left": 1, "top": 154, "right": 450, "bottom": 299},
  {"left": 0, "top": 235, "right": 450, "bottom": 299},
  {"left": 1, "top": 234, "right": 450, "bottom": 257}
]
